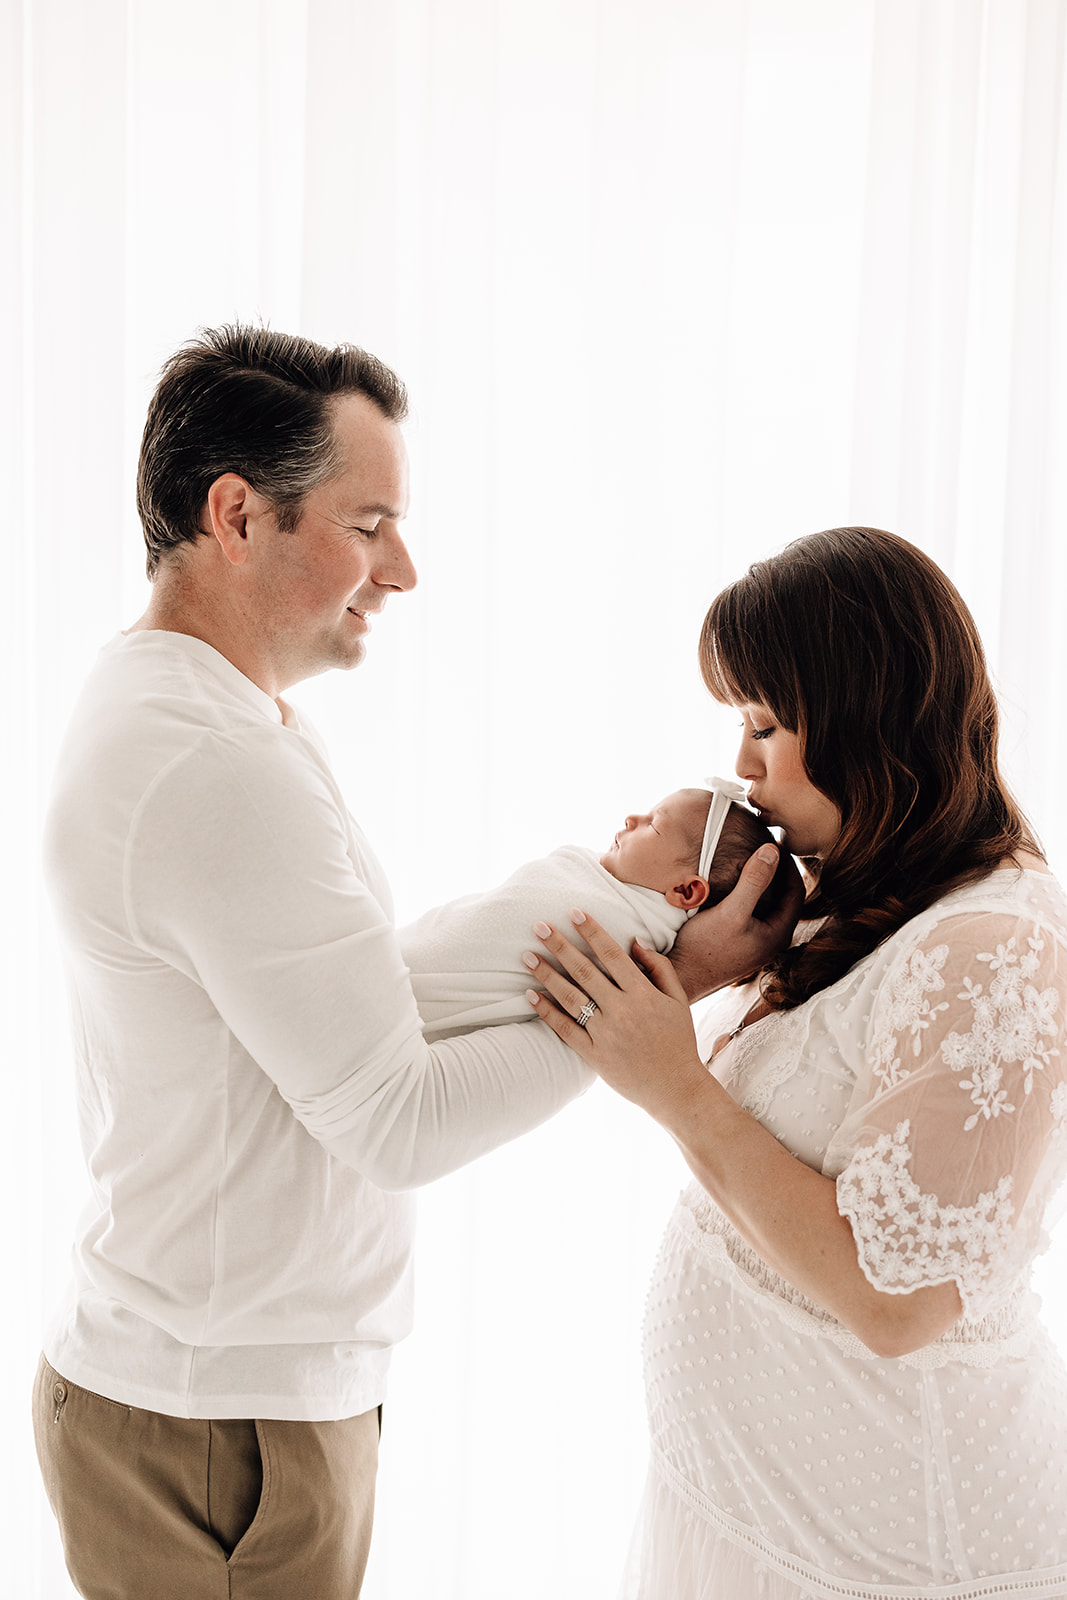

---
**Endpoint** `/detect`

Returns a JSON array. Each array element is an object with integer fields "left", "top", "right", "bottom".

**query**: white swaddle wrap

[{"left": 398, "top": 845, "right": 687, "bottom": 1043}]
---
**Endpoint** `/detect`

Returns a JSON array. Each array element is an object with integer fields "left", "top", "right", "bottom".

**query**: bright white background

[{"left": 4, "top": 1, "right": 1066, "bottom": 1596}]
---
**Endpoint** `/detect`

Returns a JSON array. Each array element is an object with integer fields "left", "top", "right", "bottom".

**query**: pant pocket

[{"left": 206, "top": 1417, "right": 264, "bottom": 1558}]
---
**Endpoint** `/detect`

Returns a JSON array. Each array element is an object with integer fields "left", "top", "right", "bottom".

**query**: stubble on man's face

[{"left": 249, "top": 394, "right": 416, "bottom": 691}]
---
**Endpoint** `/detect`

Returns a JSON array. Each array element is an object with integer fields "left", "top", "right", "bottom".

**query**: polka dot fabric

[{"left": 623, "top": 873, "right": 1067, "bottom": 1598}]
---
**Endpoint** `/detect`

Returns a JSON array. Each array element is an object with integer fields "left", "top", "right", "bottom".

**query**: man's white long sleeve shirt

[{"left": 42, "top": 632, "right": 591, "bottom": 1420}]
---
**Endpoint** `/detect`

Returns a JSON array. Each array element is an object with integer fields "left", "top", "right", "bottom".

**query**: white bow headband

[{"left": 697, "top": 776, "right": 751, "bottom": 884}]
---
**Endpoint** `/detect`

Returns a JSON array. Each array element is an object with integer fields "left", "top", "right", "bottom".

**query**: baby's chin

[
  {"left": 599, "top": 848, "right": 626, "bottom": 880},
  {"left": 600, "top": 850, "right": 652, "bottom": 890}
]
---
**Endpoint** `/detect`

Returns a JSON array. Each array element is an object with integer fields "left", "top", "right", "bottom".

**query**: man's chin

[
  {"left": 285, "top": 640, "right": 367, "bottom": 686},
  {"left": 329, "top": 635, "right": 368, "bottom": 672}
]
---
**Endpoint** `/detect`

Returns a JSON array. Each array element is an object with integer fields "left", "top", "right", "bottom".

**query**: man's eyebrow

[{"left": 347, "top": 502, "right": 404, "bottom": 519}]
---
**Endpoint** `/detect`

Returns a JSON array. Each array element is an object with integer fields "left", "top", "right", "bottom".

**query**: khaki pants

[{"left": 33, "top": 1356, "right": 380, "bottom": 1599}]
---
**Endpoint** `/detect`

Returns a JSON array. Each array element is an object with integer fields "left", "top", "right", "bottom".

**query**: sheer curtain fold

[
  {"left": 5, "top": 3, "right": 1067, "bottom": 1596},
  {"left": 998, "top": 0, "right": 1067, "bottom": 821},
  {"left": 850, "top": 0, "right": 1067, "bottom": 845}
]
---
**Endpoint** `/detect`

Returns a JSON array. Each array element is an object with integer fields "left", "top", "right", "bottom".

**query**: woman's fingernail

[
  {"left": 522, "top": 951, "right": 539, "bottom": 971},
  {"left": 757, "top": 845, "right": 778, "bottom": 865},
  {"left": 570, "top": 909, "right": 587, "bottom": 925},
  {"left": 533, "top": 921, "right": 552, "bottom": 939},
  {"left": 525, "top": 989, "right": 541, "bottom": 1007}
]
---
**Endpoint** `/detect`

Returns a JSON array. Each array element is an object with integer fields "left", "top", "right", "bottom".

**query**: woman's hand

[
  {"left": 524, "top": 909, "right": 711, "bottom": 1123},
  {"left": 669, "top": 843, "right": 804, "bottom": 1001}
]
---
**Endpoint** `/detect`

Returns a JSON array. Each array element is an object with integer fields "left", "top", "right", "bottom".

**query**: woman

[{"left": 526, "top": 528, "right": 1067, "bottom": 1597}]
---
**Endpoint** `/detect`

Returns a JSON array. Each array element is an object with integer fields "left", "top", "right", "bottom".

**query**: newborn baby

[{"left": 399, "top": 781, "right": 786, "bottom": 1043}]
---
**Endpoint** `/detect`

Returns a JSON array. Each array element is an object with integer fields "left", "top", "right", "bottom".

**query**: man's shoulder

[
  {"left": 85, "top": 630, "right": 280, "bottom": 732},
  {"left": 52, "top": 632, "right": 340, "bottom": 831}
]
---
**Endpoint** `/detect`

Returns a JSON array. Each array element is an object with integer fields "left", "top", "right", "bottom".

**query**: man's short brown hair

[{"left": 137, "top": 324, "right": 408, "bottom": 577}]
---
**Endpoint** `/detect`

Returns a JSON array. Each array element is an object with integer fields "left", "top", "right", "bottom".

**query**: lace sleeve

[{"left": 834, "top": 904, "right": 1067, "bottom": 1319}]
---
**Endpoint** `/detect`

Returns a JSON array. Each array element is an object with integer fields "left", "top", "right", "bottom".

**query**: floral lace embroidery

[
  {"left": 942, "top": 934, "right": 1061, "bottom": 1130},
  {"left": 871, "top": 943, "right": 949, "bottom": 1092},
  {"left": 724, "top": 1006, "right": 811, "bottom": 1120},
  {"left": 837, "top": 1119, "right": 1015, "bottom": 1299},
  {"left": 1052, "top": 1080, "right": 1067, "bottom": 1124}
]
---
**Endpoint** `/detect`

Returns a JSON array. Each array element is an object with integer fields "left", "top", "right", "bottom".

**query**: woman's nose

[{"left": 736, "top": 740, "right": 762, "bottom": 781}]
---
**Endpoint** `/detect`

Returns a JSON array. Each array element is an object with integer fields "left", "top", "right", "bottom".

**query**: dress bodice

[{"left": 702, "top": 870, "right": 1067, "bottom": 1326}]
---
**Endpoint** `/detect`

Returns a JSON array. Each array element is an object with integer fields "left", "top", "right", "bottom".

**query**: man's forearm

[{"left": 306, "top": 1021, "right": 594, "bottom": 1189}]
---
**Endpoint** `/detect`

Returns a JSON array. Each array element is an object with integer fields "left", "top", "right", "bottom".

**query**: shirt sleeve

[
  {"left": 832, "top": 901, "right": 1067, "bottom": 1319},
  {"left": 125, "top": 725, "right": 593, "bottom": 1191}
]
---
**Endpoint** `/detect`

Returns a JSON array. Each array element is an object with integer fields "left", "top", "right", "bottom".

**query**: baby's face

[{"left": 599, "top": 790, "right": 710, "bottom": 892}]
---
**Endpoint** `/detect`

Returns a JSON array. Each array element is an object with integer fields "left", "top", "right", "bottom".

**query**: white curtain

[{"left": 4, "top": 2, "right": 1066, "bottom": 1595}]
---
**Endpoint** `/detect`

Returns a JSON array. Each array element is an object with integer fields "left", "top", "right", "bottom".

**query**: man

[{"left": 34, "top": 325, "right": 791, "bottom": 1599}]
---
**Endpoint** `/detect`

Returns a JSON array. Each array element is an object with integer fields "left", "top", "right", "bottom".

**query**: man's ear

[
  {"left": 204, "top": 474, "right": 266, "bottom": 568},
  {"left": 665, "top": 875, "right": 710, "bottom": 911}
]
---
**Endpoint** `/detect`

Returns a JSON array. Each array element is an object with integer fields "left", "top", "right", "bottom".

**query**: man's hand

[{"left": 668, "top": 845, "right": 804, "bottom": 1001}]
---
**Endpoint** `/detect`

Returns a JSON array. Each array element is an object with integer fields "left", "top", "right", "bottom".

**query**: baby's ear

[{"left": 665, "top": 876, "right": 710, "bottom": 911}]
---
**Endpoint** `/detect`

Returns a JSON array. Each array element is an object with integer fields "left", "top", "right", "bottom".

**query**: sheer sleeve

[{"left": 832, "top": 902, "right": 1067, "bottom": 1319}]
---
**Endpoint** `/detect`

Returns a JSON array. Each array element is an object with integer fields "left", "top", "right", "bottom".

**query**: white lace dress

[{"left": 624, "top": 870, "right": 1067, "bottom": 1599}]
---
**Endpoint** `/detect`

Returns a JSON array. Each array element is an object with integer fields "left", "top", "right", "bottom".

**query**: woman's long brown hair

[{"left": 701, "top": 527, "right": 1042, "bottom": 1011}]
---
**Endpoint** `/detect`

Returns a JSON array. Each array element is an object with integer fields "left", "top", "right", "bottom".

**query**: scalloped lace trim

[
  {"left": 672, "top": 1187, "right": 1038, "bottom": 1370},
  {"left": 651, "top": 1448, "right": 1067, "bottom": 1599},
  {"left": 837, "top": 1119, "right": 1016, "bottom": 1317}
]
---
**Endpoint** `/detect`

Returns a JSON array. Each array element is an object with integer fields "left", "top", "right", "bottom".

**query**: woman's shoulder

[
  {"left": 916, "top": 862, "right": 1067, "bottom": 937},
  {"left": 859, "top": 864, "right": 1067, "bottom": 1017}
]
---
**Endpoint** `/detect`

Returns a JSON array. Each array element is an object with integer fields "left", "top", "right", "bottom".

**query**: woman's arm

[
  {"left": 524, "top": 907, "right": 963, "bottom": 1358},
  {"left": 659, "top": 1072, "right": 963, "bottom": 1357}
]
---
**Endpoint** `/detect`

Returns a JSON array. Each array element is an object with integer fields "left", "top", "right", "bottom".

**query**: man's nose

[{"left": 377, "top": 529, "right": 418, "bottom": 593}]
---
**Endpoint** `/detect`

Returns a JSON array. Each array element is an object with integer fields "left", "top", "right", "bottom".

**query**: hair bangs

[{"left": 699, "top": 579, "right": 800, "bottom": 731}]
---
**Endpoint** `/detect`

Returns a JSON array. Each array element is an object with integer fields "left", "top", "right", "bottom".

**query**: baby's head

[{"left": 600, "top": 786, "right": 789, "bottom": 917}]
